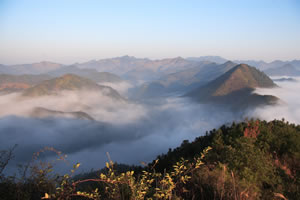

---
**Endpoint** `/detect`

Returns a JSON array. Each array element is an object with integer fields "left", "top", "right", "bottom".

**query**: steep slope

[
  {"left": 264, "top": 64, "right": 300, "bottom": 76},
  {"left": 186, "top": 64, "right": 278, "bottom": 110},
  {"left": 135, "top": 61, "right": 237, "bottom": 98},
  {"left": 47, "top": 65, "right": 122, "bottom": 83},
  {"left": 22, "top": 74, "right": 123, "bottom": 100},
  {"left": 0, "top": 74, "right": 52, "bottom": 93},
  {"left": 149, "top": 119, "right": 300, "bottom": 200}
]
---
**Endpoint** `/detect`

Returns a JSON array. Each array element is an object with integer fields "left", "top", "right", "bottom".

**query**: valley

[{"left": 1, "top": 1, "right": 299, "bottom": 198}]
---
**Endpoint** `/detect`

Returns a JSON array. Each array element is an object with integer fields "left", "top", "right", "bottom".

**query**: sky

[{"left": 0, "top": 0, "right": 300, "bottom": 65}]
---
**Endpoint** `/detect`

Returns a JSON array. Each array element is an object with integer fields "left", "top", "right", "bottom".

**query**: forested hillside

[{"left": 0, "top": 119, "right": 299, "bottom": 200}]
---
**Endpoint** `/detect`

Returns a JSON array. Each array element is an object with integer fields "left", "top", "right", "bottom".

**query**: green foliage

[
  {"left": 0, "top": 119, "right": 299, "bottom": 199},
  {"left": 152, "top": 119, "right": 300, "bottom": 199}
]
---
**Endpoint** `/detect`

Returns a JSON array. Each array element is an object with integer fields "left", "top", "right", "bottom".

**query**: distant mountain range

[
  {"left": 22, "top": 74, "right": 123, "bottom": 100},
  {"left": 0, "top": 61, "right": 63, "bottom": 75},
  {"left": 0, "top": 57, "right": 295, "bottom": 119},
  {"left": 186, "top": 64, "right": 279, "bottom": 110},
  {"left": 74, "top": 55, "right": 202, "bottom": 81},
  {"left": 186, "top": 56, "right": 300, "bottom": 72},
  {"left": 1, "top": 56, "right": 300, "bottom": 81},
  {"left": 264, "top": 64, "right": 300, "bottom": 76},
  {"left": 186, "top": 56, "right": 228, "bottom": 64}
]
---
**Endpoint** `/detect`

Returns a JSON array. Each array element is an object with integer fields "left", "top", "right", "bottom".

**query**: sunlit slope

[
  {"left": 0, "top": 74, "right": 52, "bottom": 93},
  {"left": 22, "top": 74, "right": 123, "bottom": 100},
  {"left": 186, "top": 64, "right": 278, "bottom": 109}
]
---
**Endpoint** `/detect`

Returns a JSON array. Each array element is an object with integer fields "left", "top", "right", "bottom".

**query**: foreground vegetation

[{"left": 0, "top": 119, "right": 299, "bottom": 200}]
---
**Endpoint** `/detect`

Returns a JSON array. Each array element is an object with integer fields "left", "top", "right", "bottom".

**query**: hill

[
  {"left": 186, "top": 64, "right": 278, "bottom": 110},
  {"left": 0, "top": 74, "right": 52, "bottom": 93},
  {"left": 135, "top": 61, "right": 237, "bottom": 98},
  {"left": 47, "top": 65, "right": 122, "bottom": 83},
  {"left": 3, "top": 119, "right": 298, "bottom": 199},
  {"left": 22, "top": 74, "right": 123, "bottom": 99},
  {"left": 149, "top": 119, "right": 300, "bottom": 200}
]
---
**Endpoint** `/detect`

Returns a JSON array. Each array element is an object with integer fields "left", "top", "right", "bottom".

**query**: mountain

[
  {"left": 30, "top": 107, "right": 94, "bottom": 120},
  {"left": 290, "top": 60, "right": 300, "bottom": 69},
  {"left": 0, "top": 74, "right": 52, "bottom": 93},
  {"left": 148, "top": 119, "right": 300, "bottom": 200},
  {"left": 22, "top": 74, "right": 123, "bottom": 99},
  {"left": 233, "top": 60, "right": 267, "bottom": 70},
  {"left": 75, "top": 56, "right": 200, "bottom": 81},
  {"left": 264, "top": 64, "right": 300, "bottom": 76},
  {"left": 186, "top": 64, "right": 278, "bottom": 110},
  {"left": 186, "top": 56, "right": 228, "bottom": 64},
  {"left": 233, "top": 60, "right": 291, "bottom": 71},
  {"left": 135, "top": 61, "right": 237, "bottom": 98},
  {"left": 47, "top": 65, "right": 122, "bottom": 83},
  {"left": 233, "top": 59, "right": 300, "bottom": 72},
  {"left": 0, "top": 61, "right": 64, "bottom": 75}
]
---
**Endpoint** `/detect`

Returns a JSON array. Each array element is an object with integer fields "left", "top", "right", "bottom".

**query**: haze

[
  {"left": 1, "top": 0, "right": 300, "bottom": 176},
  {"left": 1, "top": 0, "right": 300, "bottom": 65}
]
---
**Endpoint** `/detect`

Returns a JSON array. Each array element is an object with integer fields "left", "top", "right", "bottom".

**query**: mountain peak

[
  {"left": 236, "top": 63, "right": 248, "bottom": 68},
  {"left": 186, "top": 64, "right": 278, "bottom": 110},
  {"left": 223, "top": 60, "right": 235, "bottom": 66},
  {"left": 212, "top": 64, "right": 276, "bottom": 96}
]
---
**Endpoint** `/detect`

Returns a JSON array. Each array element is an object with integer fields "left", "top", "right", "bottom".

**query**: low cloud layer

[
  {"left": 250, "top": 76, "right": 300, "bottom": 124},
  {"left": 0, "top": 88, "right": 239, "bottom": 174},
  {"left": 2, "top": 77, "right": 299, "bottom": 174},
  {"left": 0, "top": 89, "right": 146, "bottom": 125}
]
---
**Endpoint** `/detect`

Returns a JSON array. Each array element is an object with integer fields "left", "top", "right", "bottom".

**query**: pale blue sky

[{"left": 0, "top": 0, "right": 299, "bottom": 64}]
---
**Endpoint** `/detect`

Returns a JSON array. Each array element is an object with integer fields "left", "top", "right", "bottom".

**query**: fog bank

[
  {"left": 250, "top": 76, "right": 300, "bottom": 124},
  {"left": 0, "top": 90, "right": 239, "bottom": 174}
]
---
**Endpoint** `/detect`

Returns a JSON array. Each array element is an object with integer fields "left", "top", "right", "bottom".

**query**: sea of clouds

[{"left": 0, "top": 78, "right": 299, "bottom": 174}]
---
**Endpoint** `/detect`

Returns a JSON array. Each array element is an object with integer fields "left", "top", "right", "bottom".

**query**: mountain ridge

[
  {"left": 47, "top": 65, "right": 122, "bottom": 83},
  {"left": 264, "top": 63, "right": 300, "bottom": 76},
  {"left": 22, "top": 74, "right": 123, "bottom": 100},
  {"left": 186, "top": 64, "right": 278, "bottom": 110},
  {"left": 0, "top": 74, "right": 53, "bottom": 93},
  {"left": 134, "top": 61, "right": 237, "bottom": 98}
]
